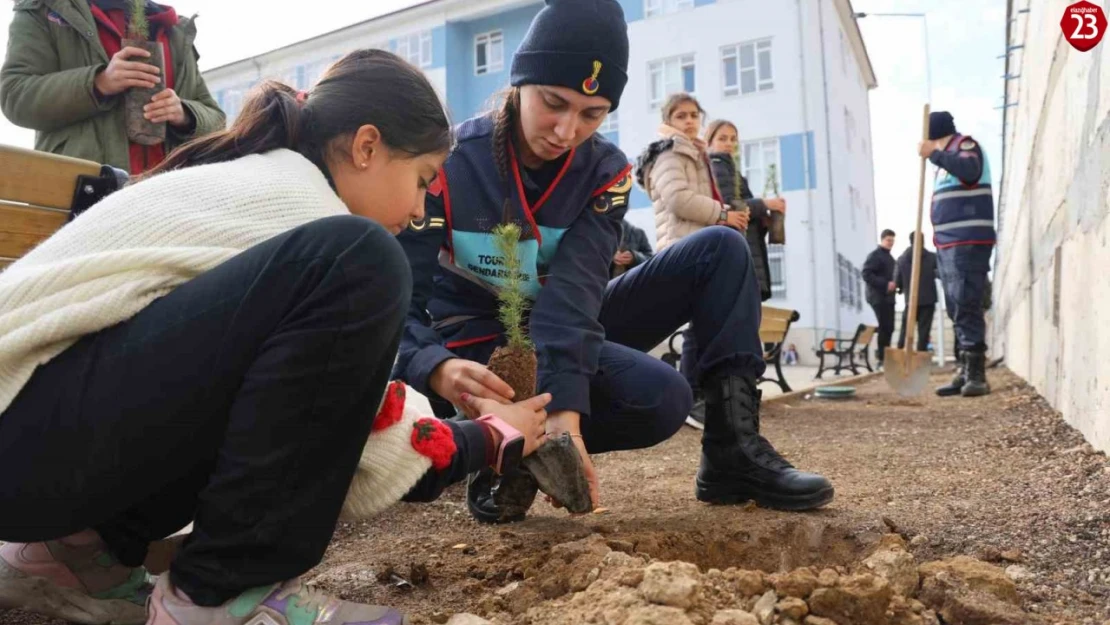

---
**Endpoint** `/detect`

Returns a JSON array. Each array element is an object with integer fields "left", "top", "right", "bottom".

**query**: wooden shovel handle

[{"left": 904, "top": 104, "right": 930, "bottom": 357}]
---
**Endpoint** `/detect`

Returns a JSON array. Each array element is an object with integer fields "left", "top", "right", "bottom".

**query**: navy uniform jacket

[
  {"left": 929, "top": 134, "right": 996, "bottom": 248},
  {"left": 395, "top": 116, "right": 633, "bottom": 417}
]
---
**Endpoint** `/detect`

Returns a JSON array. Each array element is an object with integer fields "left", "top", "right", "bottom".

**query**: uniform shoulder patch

[
  {"left": 407, "top": 216, "right": 446, "bottom": 232},
  {"left": 959, "top": 139, "right": 977, "bottom": 150},
  {"left": 605, "top": 171, "right": 633, "bottom": 194},
  {"left": 592, "top": 169, "right": 632, "bottom": 214}
]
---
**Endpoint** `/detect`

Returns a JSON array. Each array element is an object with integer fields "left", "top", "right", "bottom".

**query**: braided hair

[{"left": 490, "top": 87, "right": 522, "bottom": 225}]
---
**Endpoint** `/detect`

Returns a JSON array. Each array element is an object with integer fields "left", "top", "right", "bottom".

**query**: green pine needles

[
  {"left": 128, "top": 0, "right": 149, "bottom": 40},
  {"left": 492, "top": 223, "right": 533, "bottom": 352}
]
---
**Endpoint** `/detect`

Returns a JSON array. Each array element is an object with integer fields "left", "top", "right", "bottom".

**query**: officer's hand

[
  {"left": 917, "top": 140, "right": 937, "bottom": 159},
  {"left": 888, "top": 281, "right": 897, "bottom": 294},
  {"left": 94, "top": 47, "right": 160, "bottom": 97},
  {"left": 430, "top": 358, "right": 515, "bottom": 416}
]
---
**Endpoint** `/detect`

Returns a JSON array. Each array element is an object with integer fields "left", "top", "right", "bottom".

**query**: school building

[{"left": 201, "top": 0, "right": 879, "bottom": 360}]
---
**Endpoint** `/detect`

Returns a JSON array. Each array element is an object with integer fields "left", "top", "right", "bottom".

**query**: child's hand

[{"left": 462, "top": 393, "right": 551, "bottom": 456}]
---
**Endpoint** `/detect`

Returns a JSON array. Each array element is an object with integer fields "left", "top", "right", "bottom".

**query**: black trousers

[
  {"left": 897, "top": 304, "right": 936, "bottom": 352},
  {"left": 871, "top": 301, "right": 896, "bottom": 363},
  {"left": 0, "top": 216, "right": 410, "bottom": 606},
  {"left": 445, "top": 227, "right": 766, "bottom": 454}
]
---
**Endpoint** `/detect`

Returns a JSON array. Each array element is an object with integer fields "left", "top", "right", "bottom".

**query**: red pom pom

[
  {"left": 372, "top": 381, "right": 406, "bottom": 432},
  {"left": 411, "top": 418, "right": 456, "bottom": 471}
]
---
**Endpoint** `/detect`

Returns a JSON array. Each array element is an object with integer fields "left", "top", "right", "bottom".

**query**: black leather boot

[
  {"left": 936, "top": 353, "right": 966, "bottom": 397},
  {"left": 696, "top": 376, "right": 834, "bottom": 510},
  {"left": 466, "top": 467, "right": 537, "bottom": 524},
  {"left": 961, "top": 351, "right": 991, "bottom": 397}
]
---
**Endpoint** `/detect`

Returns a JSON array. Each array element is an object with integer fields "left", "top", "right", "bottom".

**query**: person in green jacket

[{"left": 1, "top": 0, "right": 225, "bottom": 175}]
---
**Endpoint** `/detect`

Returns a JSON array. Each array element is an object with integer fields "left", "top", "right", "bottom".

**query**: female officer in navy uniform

[{"left": 396, "top": 0, "right": 833, "bottom": 523}]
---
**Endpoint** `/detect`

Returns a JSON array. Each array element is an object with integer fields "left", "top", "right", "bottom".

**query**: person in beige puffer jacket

[{"left": 635, "top": 93, "right": 748, "bottom": 251}]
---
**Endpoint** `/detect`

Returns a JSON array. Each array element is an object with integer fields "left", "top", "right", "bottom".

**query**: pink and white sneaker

[
  {"left": 146, "top": 573, "right": 409, "bottom": 625},
  {"left": 0, "top": 531, "right": 151, "bottom": 624}
]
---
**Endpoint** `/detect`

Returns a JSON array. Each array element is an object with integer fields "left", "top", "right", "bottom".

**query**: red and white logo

[{"left": 1061, "top": 1, "right": 1107, "bottom": 52}]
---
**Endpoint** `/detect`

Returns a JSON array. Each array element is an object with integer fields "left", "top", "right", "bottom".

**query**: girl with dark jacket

[{"left": 704, "top": 120, "right": 787, "bottom": 302}]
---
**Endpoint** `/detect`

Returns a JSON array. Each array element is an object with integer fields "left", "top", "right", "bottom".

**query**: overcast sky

[{"left": 0, "top": 0, "right": 1006, "bottom": 251}]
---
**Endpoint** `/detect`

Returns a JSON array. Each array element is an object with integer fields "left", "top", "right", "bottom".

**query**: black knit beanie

[
  {"left": 510, "top": 0, "right": 630, "bottom": 111},
  {"left": 928, "top": 111, "right": 957, "bottom": 140}
]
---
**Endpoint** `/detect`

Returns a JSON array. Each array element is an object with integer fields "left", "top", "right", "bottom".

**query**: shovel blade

[{"left": 883, "top": 348, "right": 933, "bottom": 397}]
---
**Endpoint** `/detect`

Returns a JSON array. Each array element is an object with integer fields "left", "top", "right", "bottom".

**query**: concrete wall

[{"left": 995, "top": 0, "right": 1110, "bottom": 452}]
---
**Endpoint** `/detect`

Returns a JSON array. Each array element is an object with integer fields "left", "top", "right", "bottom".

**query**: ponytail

[
  {"left": 144, "top": 81, "right": 303, "bottom": 178},
  {"left": 145, "top": 49, "right": 452, "bottom": 183}
]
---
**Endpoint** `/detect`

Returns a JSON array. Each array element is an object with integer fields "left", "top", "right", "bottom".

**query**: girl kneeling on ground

[
  {"left": 396, "top": 0, "right": 834, "bottom": 527},
  {"left": 0, "top": 49, "right": 549, "bottom": 625}
]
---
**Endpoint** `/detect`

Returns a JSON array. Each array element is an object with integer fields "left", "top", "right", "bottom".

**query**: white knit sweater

[
  {"left": 0, "top": 148, "right": 435, "bottom": 518},
  {"left": 0, "top": 149, "right": 348, "bottom": 413}
]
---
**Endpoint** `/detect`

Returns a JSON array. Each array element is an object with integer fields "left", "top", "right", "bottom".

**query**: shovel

[{"left": 885, "top": 103, "right": 934, "bottom": 396}]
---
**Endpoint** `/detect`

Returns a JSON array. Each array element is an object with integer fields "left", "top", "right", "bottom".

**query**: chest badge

[{"left": 582, "top": 60, "right": 602, "bottom": 96}]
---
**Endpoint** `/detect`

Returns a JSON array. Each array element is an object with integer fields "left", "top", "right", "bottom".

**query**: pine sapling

[
  {"left": 127, "top": 0, "right": 149, "bottom": 41},
  {"left": 486, "top": 222, "right": 538, "bottom": 400}
]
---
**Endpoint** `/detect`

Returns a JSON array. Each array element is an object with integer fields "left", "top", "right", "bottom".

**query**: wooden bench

[
  {"left": 815, "top": 323, "right": 876, "bottom": 379},
  {"left": 0, "top": 144, "right": 121, "bottom": 272},
  {"left": 757, "top": 306, "right": 801, "bottom": 392},
  {"left": 661, "top": 305, "right": 801, "bottom": 393}
]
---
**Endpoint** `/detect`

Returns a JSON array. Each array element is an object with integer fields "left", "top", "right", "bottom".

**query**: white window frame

[
  {"left": 838, "top": 255, "right": 852, "bottom": 306},
  {"left": 644, "top": 0, "right": 694, "bottom": 18},
  {"left": 767, "top": 243, "right": 787, "bottom": 298},
  {"left": 474, "top": 30, "right": 504, "bottom": 75},
  {"left": 647, "top": 54, "right": 696, "bottom": 108},
  {"left": 740, "top": 137, "right": 780, "bottom": 198},
  {"left": 721, "top": 38, "right": 774, "bottom": 97},
  {"left": 396, "top": 30, "right": 433, "bottom": 68},
  {"left": 598, "top": 110, "right": 619, "bottom": 134}
]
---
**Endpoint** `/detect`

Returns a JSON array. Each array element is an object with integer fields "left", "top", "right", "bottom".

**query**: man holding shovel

[{"left": 918, "top": 111, "right": 995, "bottom": 397}]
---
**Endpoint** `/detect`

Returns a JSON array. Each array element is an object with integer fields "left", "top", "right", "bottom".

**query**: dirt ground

[{"left": 5, "top": 367, "right": 1109, "bottom": 625}]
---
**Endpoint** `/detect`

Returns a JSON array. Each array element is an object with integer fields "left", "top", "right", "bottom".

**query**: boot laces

[{"left": 750, "top": 433, "right": 795, "bottom": 471}]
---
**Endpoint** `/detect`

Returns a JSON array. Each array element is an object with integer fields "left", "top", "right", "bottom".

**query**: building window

[
  {"left": 645, "top": 0, "right": 693, "bottom": 18},
  {"left": 853, "top": 267, "right": 863, "bottom": 311},
  {"left": 844, "top": 108, "right": 856, "bottom": 152},
  {"left": 741, "top": 137, "right": 779, "bottom": 198},
  {"left": 648, "top": 54, "right": 696, "bottom": 108},
  {"left": 848, "top": 184, "right": 859, "bottom": 231},
  {"left": 303, "top": 59, "right": 333, "bottom": 89},
  {"left": 768, "top": 243, "right": 786, "bottom": 298},
  {"left": 475, "top": 31, "right": 504, "bottom": 75},
  {"left": 722, "top": 38, "right": 773, "bottom": 97},
  {"left": 598, "top": 110, "right": 619, "bottom": 134},
  {"left": 281, "top": 66, "right": 305, "bottom": 90},
  {"left": 838, "top": 254, "right": 854, "bottom": 306},
  {"left": 396, "top": 30, "right": 433, "bottom": 68},
  {"left": 223, "top": 89, "right": 244, "bottom": 123},
  {"left": 839, "top": 29, "right": 848, "bottom": 76}
]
